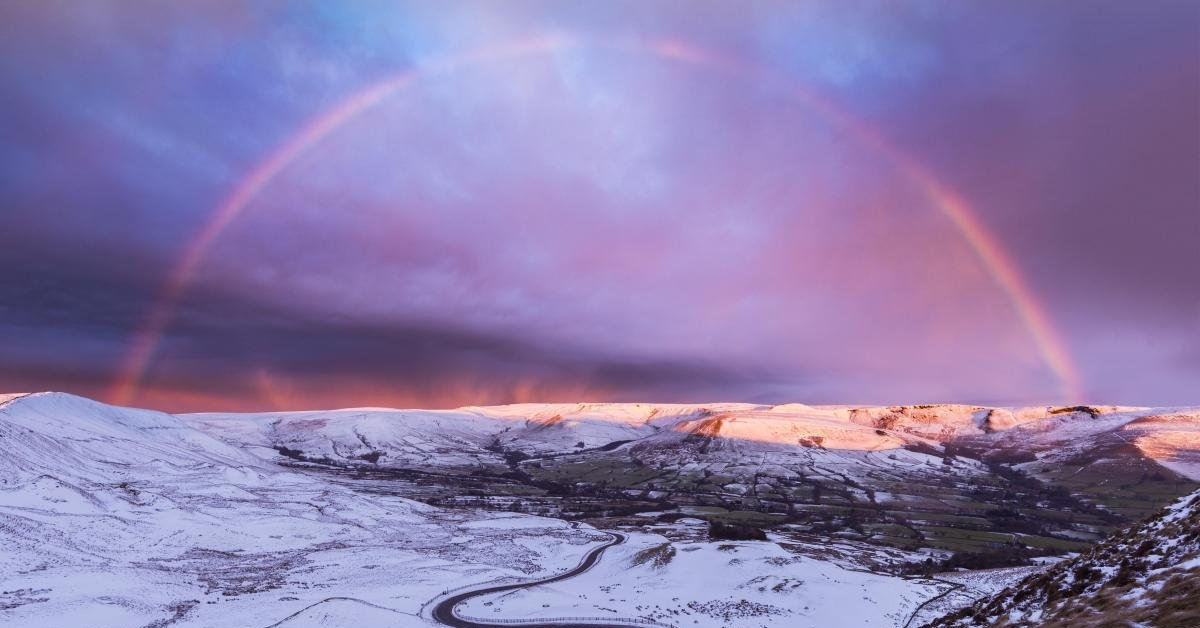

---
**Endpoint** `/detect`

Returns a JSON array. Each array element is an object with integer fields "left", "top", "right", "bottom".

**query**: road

[{"left": 430, "top": 532, "right": 656, "bottom": 628}]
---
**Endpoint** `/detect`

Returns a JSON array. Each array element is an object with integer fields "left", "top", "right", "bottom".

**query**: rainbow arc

[{"left": 111, "top": 36, "right": 1085, "bottom": 406}]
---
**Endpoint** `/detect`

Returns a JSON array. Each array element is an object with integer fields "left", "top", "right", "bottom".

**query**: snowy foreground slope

[
  {"left": 0, "top": 393, "right": 964, "bottom": 628},
  {"left": 459, "top": 523, "right": 938, "bottom": 628},
  {"left": 923, "top": 489, "right": 1200, "bottom": 628}
]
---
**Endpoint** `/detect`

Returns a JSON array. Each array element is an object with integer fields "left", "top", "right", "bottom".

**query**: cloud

[
  {"left": 0, "top": 251, "right": 782, "bottom": 411},
  {"left": 1, "top": 2, "right": 1197, "bottom": 408}
]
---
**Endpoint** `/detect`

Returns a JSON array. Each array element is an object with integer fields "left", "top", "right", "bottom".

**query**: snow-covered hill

[
  {"left": 184, "top": 402, "right": 1200, "bottom": 481},
  {"left": 0, "top": 393, "right": 607, "bottom": 627},
  {"left": 924, "top": 489, "right": 1200, "bottom": 627},
  {"left": 184, "top": 401, "right": 1200, "bottom": 554},
  {"left": 1, "top": 391, "right": 260, "bottom": 484}
]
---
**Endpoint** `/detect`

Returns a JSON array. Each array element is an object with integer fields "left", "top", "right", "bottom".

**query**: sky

[{"left": 1, "top": 1, "right": 1198, "bottom": 412}]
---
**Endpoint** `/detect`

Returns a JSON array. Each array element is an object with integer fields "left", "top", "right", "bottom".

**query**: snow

[
  {"left": 1122, "top": 412, "right": 1200, "bottom": 480},
  {"left": 182, "top": 402, "right": 1200, "bottom": 483},
  {"left": 0, "top": 393, "right": 979, "bottom": 628},
  {"left": 458, "top": 530, "right": 945, "bottom": 628},
  {"left": 927, "top": 489, "right": 1200, "bottom": 627},
  {"left": 4, "top": 392, "right": 1198, "bottom": 627},
  {"left": 0, "top": 393, "right": 604, "bottom": 628}
]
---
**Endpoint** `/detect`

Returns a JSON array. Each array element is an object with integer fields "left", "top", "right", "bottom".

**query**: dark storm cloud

[
  {"left": 145, "top": 309, "right": 774, "bottom": 409},
  {"left": 0, "top": 246, "right": 773, "bottom": 411}
]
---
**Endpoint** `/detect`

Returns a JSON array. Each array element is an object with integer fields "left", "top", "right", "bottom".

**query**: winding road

[{"left": 430, "top": 532, "right": 659, "bottom": 628}]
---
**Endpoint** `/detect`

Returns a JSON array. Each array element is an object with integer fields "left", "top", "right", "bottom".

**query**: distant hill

[{"left": 184, "top": 400, "right": 1200, "bottom": 555}]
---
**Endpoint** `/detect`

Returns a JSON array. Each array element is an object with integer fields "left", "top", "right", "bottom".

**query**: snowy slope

[
  {"left": 924, "top": 489, "right": 1200, "bottom": 627},
  {"left": 1, "top": 392, "right": 260, "bottom": 482},
  {"left": 184, "top": 402, "right": 1200, "bottom": 477},
  {"left": 182, "top": 401, "right": 1200, "bottom": 530},
  {"left": 459, "top": 523, "right": 946, "bottom": 628},
  {"left": 0, "top": 393, "right": 612, "bottom": 628},
  {"left": 185, "top": 402, "right": 742, "bottom": 465},
  {"left": 181, "top": 402, "right": 955, "bottom": 480},
  {"left": 1120, "top": 411, "right": 1200, "bottom": 480},
  {"left": 187, "top": 406, "right": 510, "bottom": 467}
]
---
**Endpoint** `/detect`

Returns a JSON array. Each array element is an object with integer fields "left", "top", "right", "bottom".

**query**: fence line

[
  {"left": 455, "top": 613, "right": 669, "bottom": 627},
  {"left": 434, "top": 575, "right": 525, "bottom": 599}
]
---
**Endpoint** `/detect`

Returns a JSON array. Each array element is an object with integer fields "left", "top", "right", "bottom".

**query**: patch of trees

[
  {"left": 983, "top": 507, "right": 1046, "bottom": 534},
  {"left": 983, "top": 448, "right": 1039, "bottom": 465},
  {"left": 503, "top": 450, "right": 530, "bottom": 466},
  {"left": 274, "top": 445, "right": 384, "bottom": 467},
  {"left": 900, "top": 543, "right": 1057, "bottom": 574},
  {"left": 274, "top": 445, "right": 305, "bottom": 460},
  {"left": 1049, "top": 405, "right": 1100, "bottom": 417},
  {"left": 903, "top": 442, "right": 941, "bottom": 457},
  {"left": 939, "top": 544, "right": 1057, "bottom": 571},
  {"left": 708, "top": 520, "right": 767, "bottom": 541},
  {"left": 273, "top": 446, "right": 338, "bottom": 466}
]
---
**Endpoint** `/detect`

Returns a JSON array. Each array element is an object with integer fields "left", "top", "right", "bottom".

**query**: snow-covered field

[{"left": 458, "top": 522, "right": 947, "bottom": 628}]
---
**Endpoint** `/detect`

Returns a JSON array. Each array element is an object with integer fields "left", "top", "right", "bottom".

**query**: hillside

[
  {"left": 0, "top": 393, "right": 608, "bottom": 627},
  {"left": 924, "top": 489, "right": 1200, "bottom": 628},
  {"left": 185, "top": 402, "right": 1200, "bottom": 556}
]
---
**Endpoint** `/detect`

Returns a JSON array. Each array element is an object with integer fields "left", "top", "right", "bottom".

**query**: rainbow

[
  {"left": 110, "top": 35, "right": 1085, "bottom": 406},
  {"left": 646, "top": 39, "right": 1084, "bottom": 403}
]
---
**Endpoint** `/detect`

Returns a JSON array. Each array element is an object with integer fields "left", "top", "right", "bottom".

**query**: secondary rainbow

[{"left": 110, "top": 35, "right": 1085, "bottom": 406}]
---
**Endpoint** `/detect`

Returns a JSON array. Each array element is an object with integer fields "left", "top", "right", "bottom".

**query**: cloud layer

[{"left": 2, "top": 1, "right": 1197, "bottom": 410}]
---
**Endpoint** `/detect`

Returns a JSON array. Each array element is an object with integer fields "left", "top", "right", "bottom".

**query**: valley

[
  {"left": 2, "top": 392, "right": 1198, "bottom": 627},
  {"left": 190, "top": 401, "right": 1198, "bottom": 562}
]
